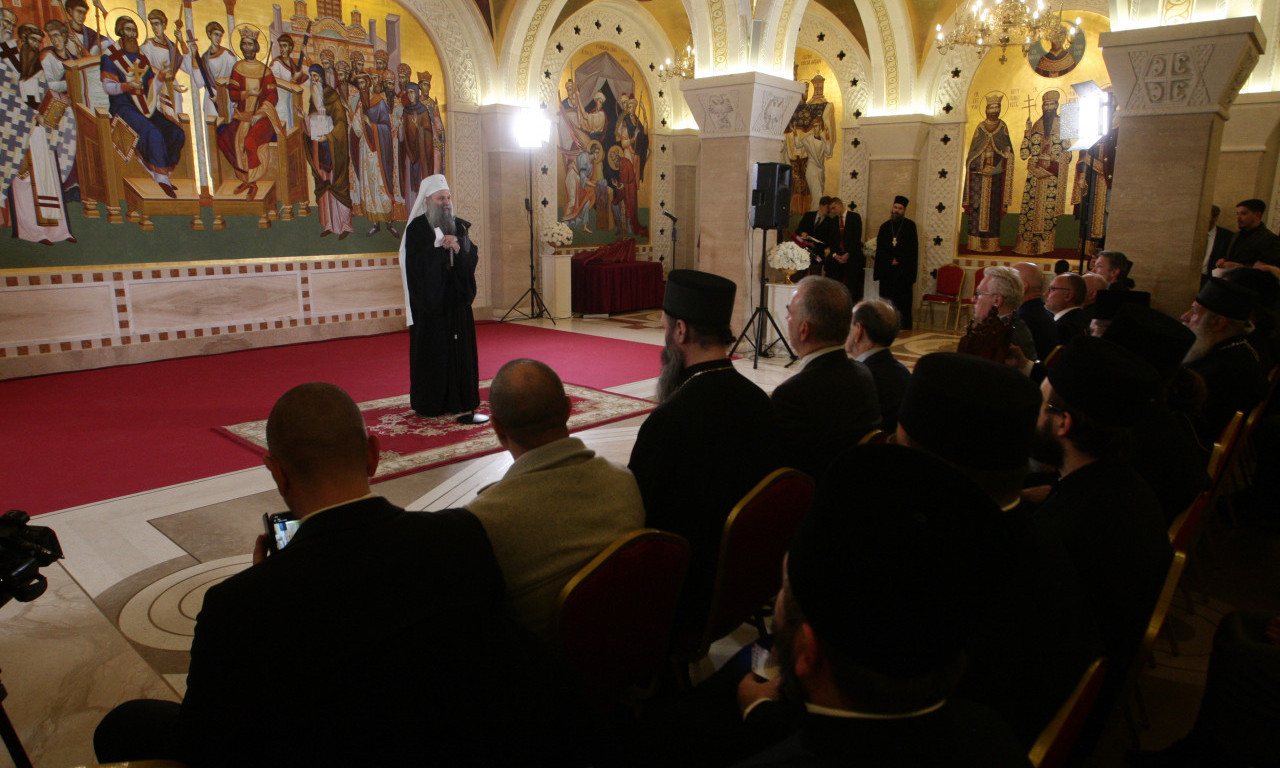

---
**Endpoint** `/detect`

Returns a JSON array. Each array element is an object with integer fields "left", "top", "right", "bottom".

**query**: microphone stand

[{"left": 662, "top": 210, "right": 677, "bottom": 266}]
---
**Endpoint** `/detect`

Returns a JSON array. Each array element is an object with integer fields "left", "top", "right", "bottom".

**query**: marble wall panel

[
  {"left": 129, "top": 274, "right": 302, "bottom": 333},
  {"left": 0, "top": 284, "right": 116, "bottom": 346},
  {"left": 309, "top": 266, "right": 405, "bottom": 315}
]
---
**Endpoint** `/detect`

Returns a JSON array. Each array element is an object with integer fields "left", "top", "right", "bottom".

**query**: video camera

[{"left": 0, "top": 510, "right": 63, "bottom": 610}]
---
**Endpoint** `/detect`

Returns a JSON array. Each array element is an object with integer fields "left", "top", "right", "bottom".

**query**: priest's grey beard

[
  {"left": 425, "top": 200, "right": 456, "bottom": 235},
  {"left": 1182, "top": 330, "right": 1214, "bottom": 365},
  {"left": 655, "top": 336, "right": 685, "bottom": 404}
]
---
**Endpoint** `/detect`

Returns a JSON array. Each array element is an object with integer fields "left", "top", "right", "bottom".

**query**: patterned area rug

[{"left": 215, "top": 381, "right": 655, "bottom": 482}]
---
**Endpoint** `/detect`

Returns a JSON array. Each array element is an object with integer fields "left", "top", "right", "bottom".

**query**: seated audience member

[
  {"left": 1218, "top": 198, "right": 1280, "bottom": 269},
  {"left": 1132, "top": 610, "right": 1280, "bottom": 768},
  {"left": 1093, "top": 250, "right": 1135, "bottom": 290},
  {"left": 465, "top": 358, "right": 644, "bottom": 641},
  {"left": 1104, "top": 305, "right": 1210, "bottom": 521},
  {"left": 1045, "top": 271, "right": 1088, "bottom": 346},
  {"left": 1080, "top": 273, "right": 1109, "bottom": 321},
  {"left": 772, "top": 276, "right": 880, "bottom": 477},
  {"left": 1223, "top": 264, "right": 1280, "bottom": 369},
  {"left": 1054, "top": 259, "right": 1072, "bottom": 275},
  {"left": 1181, "top": 277, "right": 1268, "bottom": 441},
  {"left": 1032, "top": 337, "right": 1173, "bottom": 670},
  {"left": 95, "top": 383, "right": 578, "bottom": 767},
  {"left": 1088, "top": 288, "right": 1149, "bottom": 338},
  {"left": 845, "top": 298, "right": 911, "bottom": 432},
  {"left": 735, "top": 444, "right": 1030, "bottom": 768},
  {"left": 973, "top": 265, "right": 1037, "bottom": 360},
  {"left": 1013, "top": 262, "right": 1057, "bottom": 359},
  {"left": 896, "top": 352, "right": 1102, "bottom": 746},
  {"left": 630, "top": 269, "right": 779, "bottom": 634}
]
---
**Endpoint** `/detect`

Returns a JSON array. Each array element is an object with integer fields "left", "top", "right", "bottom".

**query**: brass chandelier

[
  {"left": 935, "top": 0, "right": 1077, "bottom": 63},
  {"left": 659, "top": 39, "right": 696, "bottom": 81}
]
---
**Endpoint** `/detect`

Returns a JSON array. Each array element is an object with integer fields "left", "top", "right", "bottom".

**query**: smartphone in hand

[{"left": 262, "top": 511, "right": 299, "bottom": 554}]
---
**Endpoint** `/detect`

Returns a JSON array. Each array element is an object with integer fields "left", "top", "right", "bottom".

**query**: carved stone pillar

[
  {"left": 859, "top": 115, "right": 933, "bottom": 306},
  {"left": 478, "top": 104, "right": 536, "bottom": 318},
  {"left": 681, "top": 72, "right": 805, "bottom": 329},
  {"left": 1100, "top": 17, "right": 1264, "bottom": 316},
  {"left": 671, "top": 130, "right": 700, "bottom": 272}
]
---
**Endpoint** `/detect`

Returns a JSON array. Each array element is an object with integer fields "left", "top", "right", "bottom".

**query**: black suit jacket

[
  {"left": 861, "top": 347, "right": 910, "bottom": 432},
  {"left": 1204, "top": 225, "right": 1233, "bottom": 278},
  {"left": 1017, "top": 298, "right": 1057, "bottom": 360},
  {"left": 1054, "top": 306, "right": 1090, "bottom": 346},
  {"left": 771, "top": 349, "right": 881, "bottom": 479},
  {"left": 180, "top": 498, "right": 578, "bottom": 767},
  {"left": 1225, "top": 224, "right": 1280, "bottom": 267},
  {"left": 818, "top": 212, "right": 864, "bottom": 286}
]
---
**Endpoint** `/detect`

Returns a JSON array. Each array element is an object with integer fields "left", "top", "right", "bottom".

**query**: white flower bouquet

[
  {"left": 768, "top": 241, "right": 812, "bottom": 271},
  {"left": 862, "top": 238, "right": 877, "bottom": 259},
  {"left": 541, "top": 221, "right": 574, "bottom": 247}
]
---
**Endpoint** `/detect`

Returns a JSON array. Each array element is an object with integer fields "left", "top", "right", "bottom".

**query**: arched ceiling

[{"left": 551, "top": 0, "right": 692, "bottom": 53}]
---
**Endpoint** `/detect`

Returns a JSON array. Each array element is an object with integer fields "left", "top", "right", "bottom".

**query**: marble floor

[{"left": 0, "top": 313, "right": 1235, "bottom": 768}]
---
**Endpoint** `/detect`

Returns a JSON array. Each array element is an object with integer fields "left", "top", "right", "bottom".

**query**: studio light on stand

[{"left": 502, "top": 108, "right": 556, "bottom": 323}]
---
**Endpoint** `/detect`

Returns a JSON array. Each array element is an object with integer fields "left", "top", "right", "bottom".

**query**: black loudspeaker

[{"left": 750, "top": 162, "right": 791, "bottom": 230}]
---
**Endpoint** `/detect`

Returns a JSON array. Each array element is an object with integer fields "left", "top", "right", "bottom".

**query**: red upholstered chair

[
  {"left": 1029, "top": 658, "right": 1107, "bottom": 768},
  {"left": 555, "top": 529, "right": 689, "bottom": 706},
  {"left": 671, "top": 468, "right": 814, "bottom": 679},
  {"left": 918, "top": 263, "right": 965, "bottom": 330},
  {"left": 957, "top": 267, "right": 988, "bottom": 328}
]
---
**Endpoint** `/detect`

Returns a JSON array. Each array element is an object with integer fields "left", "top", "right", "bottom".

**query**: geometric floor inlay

[{"left": 117, "top": 556, "right": 251, "bottom": 651}]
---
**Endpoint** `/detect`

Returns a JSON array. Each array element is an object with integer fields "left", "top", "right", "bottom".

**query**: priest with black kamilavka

[
  {"left": 399, "top": 174, "right": 487, "bottom": 424},
  {"left": 874, "top": 195, "right": 919, "bottom": 329}
]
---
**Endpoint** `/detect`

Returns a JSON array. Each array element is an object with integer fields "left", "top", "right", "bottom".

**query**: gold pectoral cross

[{"left": 892, "top": 237, "right": 898, "bottom": 247}]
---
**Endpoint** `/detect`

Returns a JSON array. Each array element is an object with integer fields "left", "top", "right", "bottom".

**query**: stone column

[
  {"left": 681, "top": 72, "right": 805, "bottom": 329},
  {"left": 671, "top": 130, "right": 700, "bottom": 272},
  {"left": 859, "top": 115, "right": 934, "bottom": 309},
  {"left": 1100, "top": 17, "right": 1264, "bottom": 317},
  {"left": 479, "top": 104, "right": 539, "bottom": 319}
]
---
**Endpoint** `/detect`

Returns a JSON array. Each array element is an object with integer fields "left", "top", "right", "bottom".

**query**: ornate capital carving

[
  {"left": 681, "top": 72, "right": 805, "bottom": 139},
  {"left": 1101, "top": 17, "right": 1264, "bottom": 118}
]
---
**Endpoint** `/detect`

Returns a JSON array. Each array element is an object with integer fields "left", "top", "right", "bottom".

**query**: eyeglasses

[
  {"left": 1046, "top": 286, "right": 1071, "bottom": 292},
  {"left": 973, "top": 291, "right": 998, "bottom": 299},
  {"left": 1042, "top": 402, "right": 1066, "bottom": 415}
]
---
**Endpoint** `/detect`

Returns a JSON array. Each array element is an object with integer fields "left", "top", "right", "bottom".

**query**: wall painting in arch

[
  {"left": 0, "top": 0, "right": 449, "bottom": 269},
  {"left": 784, "top": 48, "right": 844, "bottom": 227},
  {"left": 958, "top": 11, "right": 1110, "bottom": 260},
  {"left": 554, "top": 43, "right": 652, "bottom": 248}
]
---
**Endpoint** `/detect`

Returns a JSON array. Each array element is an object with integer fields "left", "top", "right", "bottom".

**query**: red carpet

[
  {"left": 217, "top": 381, "right": 653, "bottom": 482},
  {"left": 2, "top": 324, "right": 660, "bottom": 514}
]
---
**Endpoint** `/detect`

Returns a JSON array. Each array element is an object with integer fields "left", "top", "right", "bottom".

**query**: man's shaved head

[
  {"left": 1013, "top": 263, "right": 1044, "bottom": 299},
  {"left": 266, "top": 383, "right": 370, "bottom": 482},
  {"left": 489, "top": 359, "right": 571, "bottom": 447},
  {"left": 1082, "top": 273, "right": 1108, "bottom": 306}
]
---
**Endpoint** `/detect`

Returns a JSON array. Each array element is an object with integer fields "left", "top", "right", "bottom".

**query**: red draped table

[{"left": 571, "top": 256, "right": 665, "bottom": 315}]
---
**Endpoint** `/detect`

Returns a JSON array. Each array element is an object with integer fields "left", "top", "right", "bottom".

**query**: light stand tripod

[
  {"left": 0, "top": 671, "right": 30, "bottom": 768},
  {"left": 730, "top": 227, "right": 797, "bottom": 369},
  {"left": 501, "top": 148, "right": 555, "bottom": 324}
]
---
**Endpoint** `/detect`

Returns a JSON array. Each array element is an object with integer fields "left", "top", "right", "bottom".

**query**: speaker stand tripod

[{"left": 730, "top": 228, "right": 797, "bottom": 369}]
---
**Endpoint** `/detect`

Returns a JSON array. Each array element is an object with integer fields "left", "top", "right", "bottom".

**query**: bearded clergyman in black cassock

[{"left": 399, "top": 174, "right": 488, "bottom": 424}]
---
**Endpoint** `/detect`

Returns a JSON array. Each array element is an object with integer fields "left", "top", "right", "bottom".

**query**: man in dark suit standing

[
  {"left": 821, "top": 199, "right": 865, "bottom": 301},
  {"left": 772, "top": 276, "right": 880, "bottom": 478},
  {"left": 96, "top": 383, "right": 576, "bottom": 767},
  {"left": 1201, "top": 204, "right": 1233, "bottom": 285},
  {"left": 874, "top": 195, "right": 919, "bottom": 329},
  {"left": 793, "top": 196, "right": 830, "bottom": 277},
  {"left": 1220, "top": 198, "right": 1280, "bottom": 270},
  {"left": 845, "top": 298, "right": 911, "bottom": 432}
]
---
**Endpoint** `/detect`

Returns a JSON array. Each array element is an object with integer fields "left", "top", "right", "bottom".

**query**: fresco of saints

[
  {"left": 99, "top": 14, "right": 186, "bottom": 197},
  {"left": 6, "top": 23, "right": 74, "bottom": 243},
  {"left": 614, "top": 92, "right": 648, "bottom": 181},
  {"left": 1031, "top": 24, "right": 1080, "bottom": 79},
  {"left": 397, "top": 81, "right": 431, "bottom": 202},
  {"left": 352, "top": 72, "right": 396, "bottom": 237},
  {"left": 269, "top": 33, "right": 308, "bottom": 130},
  {"left": 138, "top": 9, "right": 188, "bottom": 116},
  {"left": 200, "top": 22, "right": 236, "bottom": 122},
  {"left": 963, "top": 93, "right": 1015, "bottom": 253},
  {"left": 214, "top": 27, "right": 282, "bottom": 198},
  {"left": 607, "top": 144, "right": 645, "bottom": 236},
  {"left": 418, "top": 71, "right": 445, "bottom": 175},
  {"left": 1015, "top": 90, "right": 1072, "bottom": 256},
  {"left": 64, "top": 0, "right": 104, "bottom": 58},
  {"left": 39, "top": 20, "right": 80, "bottom": 200},
  {"left": 303, "top": 65, "right": 352, "bottom": 239}
]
